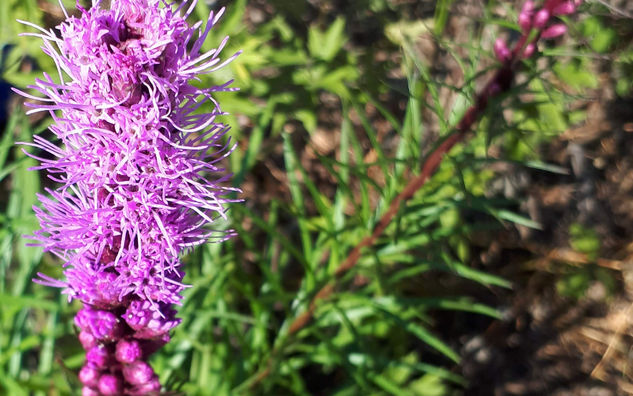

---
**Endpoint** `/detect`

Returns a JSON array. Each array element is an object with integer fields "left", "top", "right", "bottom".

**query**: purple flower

[
  {"left": 16, "top": 0, "right": 240, "bottom": 393},
  {"left": 542, "top": 23, "right": 568, "bottom": 38},
  {"left": 493, "top": 38, "right": 511, "bottom": 63},
  {"left": 494, "top": 0, "right": 576, "bottom": 64},
  {"left": 553, "top": 1, "right": 576, "bottom": 15}
]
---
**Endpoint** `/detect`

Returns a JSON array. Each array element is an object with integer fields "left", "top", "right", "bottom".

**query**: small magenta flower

[
  {"left": 542, "top": 23, "right": 568, "bottom": 38},
  {"left": 494, "top": 39, "right": 511, "bottom": 63},
  {"left": 16, "top": 0, "right": 240, "bottom": 393},
  {"left": 518, "top": 1, "right": 535, "bottom": 32},
  {"left": 493, "top": 0, "right": 579, "bottom": 64},
  {"left": 553, "top": 1, "right": 576, "bottom": 15},
  {"left": 533, "top": 9, "right": 550, "bottom": 28}
]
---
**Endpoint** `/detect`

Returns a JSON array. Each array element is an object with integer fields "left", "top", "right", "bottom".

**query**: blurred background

[{"left": 1, "top": 0, "right": 633, "bottom": 395}]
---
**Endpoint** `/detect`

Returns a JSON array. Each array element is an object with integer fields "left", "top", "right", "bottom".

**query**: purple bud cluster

[
  {"left": 494, "top": 0, "right": 581, "bottom": 64},
  {"left": 74, "top": 306, "right": 167, "bottom": 395},
  {"left": 16, "top": 0, "right": 240, "bottom": 394},
  {"left": 456, "top": 0, "right": 578, "bottom": 134}
]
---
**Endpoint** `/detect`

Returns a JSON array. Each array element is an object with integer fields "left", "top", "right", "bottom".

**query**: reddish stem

[{"left": 246, "top": 0, "right": 577, "bottom": 389}]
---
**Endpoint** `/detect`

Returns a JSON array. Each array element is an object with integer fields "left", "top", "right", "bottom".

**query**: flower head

[{"left": 17, "top": 0, "right": 240, "bottom": 393}]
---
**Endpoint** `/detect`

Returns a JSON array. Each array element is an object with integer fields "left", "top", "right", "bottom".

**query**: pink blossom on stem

[
  {"left": 553, "top": 1, "right": 576, "bottom": 15},
  {"left": 542, "top": 23, "right": 568, "bottom": 38},
  {"left": 494, "top": 39, "right": 512, "bottom": 63},
  {"left": 533, "top": 9, "right": 550, "bottom": 28},
  {"left": 522, "top": 43, "right": 536, "bottom": 58},
  {"left": 518, "top": 1, "right": 536, "bottom": 32}
]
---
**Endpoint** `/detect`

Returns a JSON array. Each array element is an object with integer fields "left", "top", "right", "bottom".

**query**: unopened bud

[
  {"left": 86, "top": 345, "right": 112, "bottom": 368},
  {"left": 123, "top": 361, "right": 155, "bottom": 386},
  {"left": 78, "top": 331, "right": 97, "bottom": 351},
  {"left": 75, "top": 308, "right": 124, "bottom": 341},
  {"left": 129, "top": 377, "right": 161, "bottom": 396},
  {"left": 553, "top": 1, "right": 576, "bottom": 15},
  {"left": 115, "top": 339, "right": 142, "bottom": 364},
  {"left": 82, "top": 387, "right": 100, "bottom": 396},
  {"left": 518, "top": 13, "right": 532, "bottom": 32},
  {"left": 522, "top": 43, "right": 536, "bottom": 58},
  {"left": 98, "top": 373, "right": 123, "bottom": 396},
  {"left": 494, "top": 39, "right": 511, "bottom": 63},
  {"left": 521, "top": 0, "right": 535, "bottom": 14},
  {"left": 79, "top": 364, "right": 101, "bottom": 388},
  {"left": 542, "top": 24, "right": 567, "bottom": 38},
  {"left": 533, "top": 9, "right": 550, "bottom": 29}
]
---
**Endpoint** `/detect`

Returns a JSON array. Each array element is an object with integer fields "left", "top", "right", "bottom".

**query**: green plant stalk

[{"left": 240, "top": 1, "right": 580, "bottom": 389}]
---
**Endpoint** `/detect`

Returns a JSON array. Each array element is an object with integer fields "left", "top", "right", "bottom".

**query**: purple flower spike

[
  {"left": 99, "top": 373, "right": 123, "bottom": 396},
  {"left": 122, "top": 361, "right": 156, "bottom": 385},
  {"left": 542, "top": 23, "right": 568, "bottom": 38},
  {"left": 115, "top": 339, "right": 142, "bottom": 363},
  {"left": 18, "top": 0, "right": 240, "bottom": 393}
]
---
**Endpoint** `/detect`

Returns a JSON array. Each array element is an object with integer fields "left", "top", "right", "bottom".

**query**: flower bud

[
  {"left": 82, "top": 387, "right": 100, "bottom": 396},
  {"left": 75, "top": 308, "right": 124, "bottom": 341},
  {"left": 542, "top": 24, "right": 567, "bottom": 38},
  {"left": 128, "top": 377, "right": 161, "bottom": 396},
  {"left": 493, "top": 39, "right": 511, "bottom": 63},
  {"left": 518, "top": 1, "right": 535, "bottom": 32},
  {"left": 79, "top": 331, "right": 97, "bottom": 350},
  {"left": 122, "top": 361, "right": 156, "bottom": 386},
  {"left": 522, "top": 43, "right": 536, "bottom": 58},
  {"left": 124, "top": 300, "right": 181, "bottom": 339},
  {"left": 533, "top": 9, "right": 550, "bottom": 29},
  {"left": 115, "top": 339, "right": 142, "bottom": 364},
  {"left": 79, "top": 364, "right": 101, "bottom": 388},
  {"left": 521, "top": 0, "right": 535, "bottom": 14},
  {"left": 553, "top": 1, "right": 576, "bottom": 15},
  {"left": 98, "top": 373, "right": 123, "bottom": 396},
  {"left": 86, "top": 345, "right": 112, "bottom": 368}
]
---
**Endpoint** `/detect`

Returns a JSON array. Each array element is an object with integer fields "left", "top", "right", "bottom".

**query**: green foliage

[
  {"left": 575, "top": 12, "right": 633, "bottom": 97},
  {"left": 556, "top": 223, "right": 616, "bottom": 301}
]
